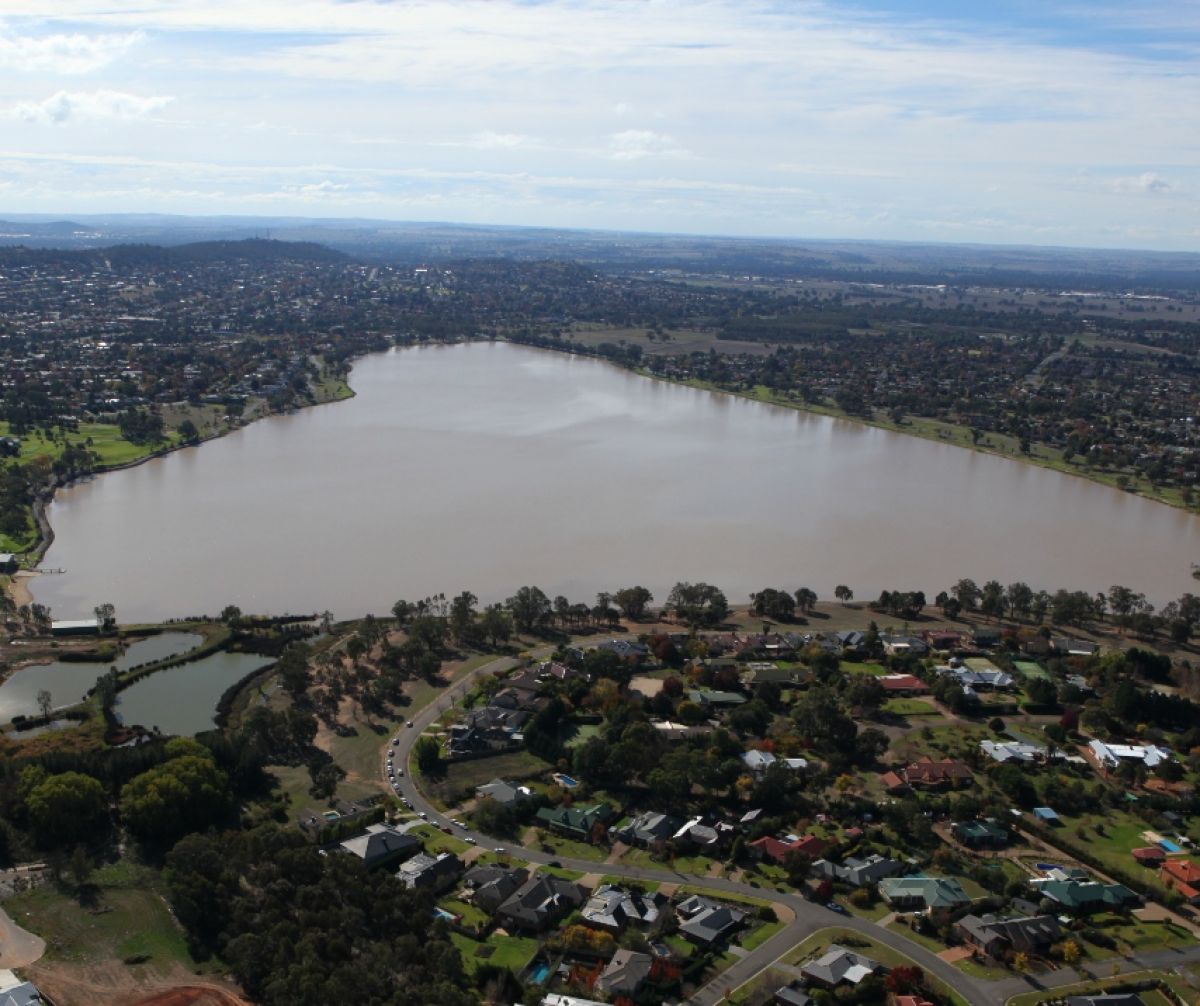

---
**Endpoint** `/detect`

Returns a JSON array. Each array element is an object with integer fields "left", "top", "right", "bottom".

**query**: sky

[{"left": 0, "top": 0, "right": 1197, "bottom": 249}]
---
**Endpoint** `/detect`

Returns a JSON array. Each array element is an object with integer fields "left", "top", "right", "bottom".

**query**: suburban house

[
  {"left": 1089, "top": 739, "right": 1172, "bottom": 770},
  {"left": 799, "top": 944, "right": 885, "bottom": 988},
  {"left": 687, "top": 689, "right": 747, "bottom": 708},
  {"left": 596, "top": 638, "right": 649, "bottom": 660},
  {"left": 878, "top": 875, "right": 971, "bottom": 918},
  {"left": 773, "top": 984, "right": 812, "bottom": 1006},
  {"left": 879, "top": 673, "right": 929, "bottom": 695},
  {"left": 463, "top": 864, "right": 530, "bottom": 913},
  {"left": 0, "top": 554, "right": 17, "bottom": 575},
  {"left": 1064, "top": 996, "right": 1145, "bottom": 1006},
  {"left": 675, "top": 894, "right": 747, "bottom": 945},
  {"left": 580, "top": 885, "right": 664, "bottom": 931},
  {"left": 952, "top": 819, "right": 1009, "bottom": 850},
  {"left": 940, "top": 664, "right": 1015, "bottom": 690},
  {"left": 673, "top": 815, "right": 735, "bottom": 849},
  {"left": 620, "top": 810, "right": 682, "bottom": 848},
  {"left": 1131, "top": 846, "right": 1166, "bottom": 868},
  {"left": 336, "top": 823, "right": 421, "bottom": 871},
  {"left": 0, "top": 973, "right": 42, "bottom": 1006},
  {"left": 897, "top": 757, "right": 973, "bottom": 791},
  {"left": 475, "top": 778, "right": 533, "bottom": 806},
  {"left": 956, "top": 913, "right": 1062, "bottom": 960},
  {"left": 1160, "top": 860, "right": 1200, "bottom": 904},
  {"left": 1030, "top": 879, "right": 1140, "bottom": 912},
  {"left": 593, "top": 949, "right": 654, "bottom": 998},
  {"left": 880, "top": 634, "right": 929, "bottom": 657},
  {"left": 397, "top": 851, "right": 462, "bottom": 893},
  {"left": 810, "top": 854, "right": 902, "bottom": 888},
  {"left": 748, "top": 834, "right": 829, "bottom": 865},
  {"left": 980, "top": 739, "right": 1049, "bottom": 765},
  {"left": 496, "top": 874, "right": 587, "bottom": 934},
  {"left": 535, "top": 802, "right": 614, "bottom": 844}
]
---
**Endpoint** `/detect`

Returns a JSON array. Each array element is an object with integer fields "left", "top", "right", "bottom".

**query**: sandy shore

[{"left": 4, "top": 571, "right": 36, "bottom": 608}]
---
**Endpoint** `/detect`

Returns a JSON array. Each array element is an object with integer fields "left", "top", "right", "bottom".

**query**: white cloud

[
  {"left": 470, "top": 131, "right": 532, "bottom": 150},
  {"left": 608, "top": 130, "right": 688, "bottom": 161},
  {"left": 12, "top": 90, "right": 174, "bottom": 124},
  {"left": 1108, "top": 172, "right": 1175, "bottom": 194},
  {"left": 0, "top": 29, "right": 143, "bottom": 73}
]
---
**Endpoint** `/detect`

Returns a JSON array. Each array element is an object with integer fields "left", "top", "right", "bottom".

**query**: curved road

[{"left": 385, "top": 655, "right": 1002, "bottom": 1005}]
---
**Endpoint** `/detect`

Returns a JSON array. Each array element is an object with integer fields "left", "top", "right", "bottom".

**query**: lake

[
  {"left": 31, "top": 342, "right": 1200, "bottom": 620},
  {"left": 0, "top": 632, "right": 202, "bottom": 721}
]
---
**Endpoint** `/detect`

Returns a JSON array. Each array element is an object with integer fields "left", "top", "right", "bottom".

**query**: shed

[{"left": 1033, "top": 806, "right": 1060, "bottom": 824}]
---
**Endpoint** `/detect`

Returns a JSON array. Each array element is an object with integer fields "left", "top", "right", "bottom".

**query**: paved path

[
  {"left": 386, "top": 653, "right": 1200, "bottom": 1005},
  {"left": 0, "top": 904, "right": 45, "bottom": 969}
]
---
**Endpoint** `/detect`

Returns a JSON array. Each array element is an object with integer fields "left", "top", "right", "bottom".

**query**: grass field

[
  {"left": 841, "top": 661, "right": 888, "bottom": 676},
  {"left": 7, "top": 862, "right": 216, "bottom": 979},
  {"left": 739, "top": 919, "right": 784, "bottom": 951}
]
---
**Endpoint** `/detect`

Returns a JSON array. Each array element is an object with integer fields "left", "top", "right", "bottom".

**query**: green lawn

[
  {"left": 1013, "top": 661, "right": 1050, "bottom": 680},
  {"left": 533, "top": 832, "right": 608, "bottom": 862},
  {"left": 739, "top": 920, "right": 784, "bottom": 951},
  {"left": 841, "top": 661, "right": 888, "bottom": 676},
  {"left": 620, "top": 847, "right": 720, "bottom": 875},
  {"left": 439, "top": 898, "right": 490, "bottom": 931},
  {"left": 450, "top": 932, "right": 539, "bottom": 975},
  {"left": 882, "top": 698, "right": 940, "bottom": 716},
  {"left": 410, "top": 823, "right": 473, "bottom": 855}
]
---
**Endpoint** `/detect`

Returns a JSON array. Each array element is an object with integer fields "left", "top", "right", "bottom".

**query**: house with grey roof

[
  {"left": 620, "top": 810, "right": 682, "bottom": 847},
  {"left": 336, "top": 823, "right": 421, "bottom": 871},
  {"left": 1065, "top": 997, "right": 1144, "bottom": 1006},
  {"left": 981, "top": 739, "right": 1049, "bottom": 765},
  {"left": 0, "top": 978, "right": 42, "bottom": 1006},
  {"left": 594, "top": 949, "right": 654, "bottom": 998},
  {"left": 496, "top": 874, "right": 587, "bottom": 933},
  {"left": 475, "top": 778, "right": 533, "bottom": 806},
  {"left": 799, "top": 944, "right": 884, "bottom": 988},
  {"left": 581, "top": 884, "right": 664, "bottom": 931},
  {"left": 675, "top": 894, "right": 747, "bottom": 945},
  {"left": 397, "top": 851, "right": 462, "bottom": 893},
  {"left": 956, "top": 913, "right": 1062, "bottom": 960},
  {"left": 810, "top": 853, "right": 902, "bottom": 888},
  {"left": 464, "top": 864, "right": 529, "bottom": 913}
]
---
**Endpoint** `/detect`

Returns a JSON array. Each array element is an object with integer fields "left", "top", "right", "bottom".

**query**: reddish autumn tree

[{"left": 886, "top": 965, "right": 924, "bottom": 993}]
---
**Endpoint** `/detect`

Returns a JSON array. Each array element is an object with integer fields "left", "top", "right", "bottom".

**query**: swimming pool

[
  {"left": 433, "top": 907, "right": 457, "bottom": 922},
  {"left": 554, "top": 773, "right": 579, "bottom": 787},
  {"left": 528, "top": 964, "right": 550, "bottom": 984},
  {"left": 1160, "top": 839, "right": 1184, "bottom": 853}
]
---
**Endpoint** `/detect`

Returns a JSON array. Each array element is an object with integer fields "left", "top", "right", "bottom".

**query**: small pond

[
  {"left": 0, "top": 632, "right": 203, "bottom": 721},
  {"left": 113, "top": 650, "right": 273, "bottom": 736}
]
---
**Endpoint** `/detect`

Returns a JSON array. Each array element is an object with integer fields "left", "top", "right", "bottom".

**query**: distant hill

[
  {"left": 0, "top": 237, "right": 348, "bottom": 269},
  {"left": 1, "top": 212, "right": 1199, "bottom": 290}
]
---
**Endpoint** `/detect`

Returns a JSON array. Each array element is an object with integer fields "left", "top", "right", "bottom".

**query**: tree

[
  {"left": 666, "top": 582, "right": 729, "bottom": 628},
  {"left": 220, "top": 604, "right": 243, "bottom": 625},
  {"left": 885, "top": 965, "right": 924, "bottom": 994},
  {"left": 750, "top": 587, "right": 795, "bottom": 622},
  {"left": 1012, "top": 951, "right": 1030, "bottom": 973},
  {"left": 613, "top": 586, "right": 653, "bottom": 621},
  {"left": 794, "top": 588, "right": 817, "bottom": 614},
  {"left": 1006, "top": 581, "right": 1034, "bottom": 620},
  {"left": 176, "top": 418, "right": 200, "bottom": 443},
  {"left": 834, "top": 585, "right": 853, "bottom": 605},
  {"left": 449, "top": 590, "right": 478, "bottom": 643},
  {"left": 413, "top": 735, "right": 441, "bottom": 774},
  {"left": 1061, "top": 939, "right": 1082, "bottom": 966},
  {"left": 26, "top": 771, "right": 107, "bottom": 847},
  {"left": 120, "top": 740, "right": 234, "bottom": 845},
  {"left": 505, "top": 585, "right": 552, "bottom": 633},
  {"left": 36, "top": 688, "right": 52, "bottom": 720},
  {"left": 479, "top": 604, "right": 513, "bottom": 646},
  {"left": 94, "top": 602, "right": 116, "bottom": 631},
  {"left": 951, "top": 578, "right": 980, "bottom": 611}
]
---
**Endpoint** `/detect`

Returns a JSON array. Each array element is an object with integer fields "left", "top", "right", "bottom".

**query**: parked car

[
  {"left": 465, "top": 836, "right": 477, "bottom": 845},
  {"left": 826, "top": 902, "right": 846, "bottom": 914},
  {"left": 406, "top": 721, "right": 414, "bottom": 727},
  {"left": 418, "top": 811, "right": 428, "bottom": 819}
]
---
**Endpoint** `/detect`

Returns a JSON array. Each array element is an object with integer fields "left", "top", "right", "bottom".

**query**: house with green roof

[
  {"left": 1030, "top": 879, "right": 1140, "bottom": 913},
  {"left": 878, "top": 875, "right": 971, "bottom": 919},
  {"left": 535, "top": 802, "right": 615, "bottom": 843},
  {"left": 952, "top": 819, "right": 1009, "bottom": 850}
]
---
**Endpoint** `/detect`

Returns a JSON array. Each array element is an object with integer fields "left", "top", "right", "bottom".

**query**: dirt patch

[{"left": 127, "top": 985, "right": 253, "bottom": 1006}]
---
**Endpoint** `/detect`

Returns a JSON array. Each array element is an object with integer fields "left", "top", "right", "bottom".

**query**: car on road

[
  {"left": 396, "top": 768, "right": 403, "bottom": 777},
  {"left": 452, "top": 819, "right": 466, "bottom": 829},
  {"left": 826, "top": 902, "right": 846, "bottom": 914},
  {"left": 392, "top": 738, "right": 399, "bottom": 745},
  {"left": 493, "top": 847, "right": 505, "bottom": 854},
  {"left": 464, "top": 836, "right": 477, "bottom": 845},
  {"left": 418, "top": 811, "right": 428, "bottom": 819},
  {"left": 547, "top": 860, "right": 562, "bottom": 868},
  {"left": 406, "top": 721, "right": 414, "bottom": 727}
]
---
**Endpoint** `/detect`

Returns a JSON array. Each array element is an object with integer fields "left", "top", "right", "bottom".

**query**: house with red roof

[
  {"left": 748, "top": 834, "right": 830, "bottom": 865},
  {"left": 1131, "top": 846, "right": 1166, "bottom": 867},
  {"left": 879, "top": 674, "right": 929, "bottom": 695},
  {"left": 1160, "top": 860, "right": 1200, "bottom": 904},
  {"left": 901, "top": 756, "right": 973, "bottom": 791}
]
